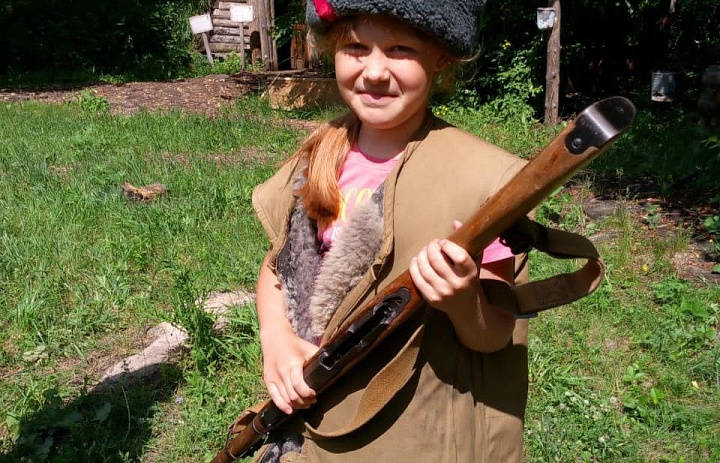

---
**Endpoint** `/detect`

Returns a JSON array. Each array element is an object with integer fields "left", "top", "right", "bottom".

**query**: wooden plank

[
  {"left": 213, "top": 8, "right": 230, "bottom": 18},
  {"left": 269, "top": 0, "right": 278, "bottom": 69},
  {"left": 214, "top": 26, "right": 241, "bottom": 35},
  {"left": 209, "top": 42, "right": 248, "bottom": 52},
  {"left": 210, "top": 34, "right": 248, "bottom": 44},
  {"left": 256, "top": 0, "right": 273, "bottom": 70},
  {"left": 219, "top": 1, "right": 247, "bottom": 10},
  {"left": 213, "top": 18, "right": 251, "bottom": 28}
]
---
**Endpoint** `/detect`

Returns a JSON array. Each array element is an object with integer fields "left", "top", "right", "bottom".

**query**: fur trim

[
  {"left": 276, "top": 174, "right": 385, "bottom": 343},
  {"left": 258, "top": 430, "right": 304, "bottom": 463},
  {"left": 277, "top": 175, "right": 322, "bottom": 343},
  {"left": 308, "top": 188, "right": 384, "bottom": 338}
]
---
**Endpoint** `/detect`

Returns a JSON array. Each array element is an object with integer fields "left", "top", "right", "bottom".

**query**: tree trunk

[{"left": 544, "top": 0, "right": 561, "bottom": 127}]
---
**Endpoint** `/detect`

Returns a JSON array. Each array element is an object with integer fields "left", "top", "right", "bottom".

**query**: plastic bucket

[{"left": 651, "top": 71, "right": 677, "bottom": 102}]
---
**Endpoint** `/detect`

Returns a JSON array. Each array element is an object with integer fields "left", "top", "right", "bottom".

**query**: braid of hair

[{"left": 289, "top": 112, "right": 360, "bottom": 229}]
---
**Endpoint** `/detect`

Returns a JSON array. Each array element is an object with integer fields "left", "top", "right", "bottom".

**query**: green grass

[
  {"left": 0, "top": 97, "right": 296, "bottom": 462},
  {"left": 434, "top": 103, "right": 553, "bottom": 158},
  {"left": 1, "top": 96, "right": 718, "bottom": 462},
  {"left": 524, "top": 224, "right": 720, "bottom": 462}
]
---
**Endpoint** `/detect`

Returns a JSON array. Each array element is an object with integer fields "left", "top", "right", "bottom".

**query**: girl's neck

[{"left": 355, "top": 110, "right": 428, "bottom": 160}]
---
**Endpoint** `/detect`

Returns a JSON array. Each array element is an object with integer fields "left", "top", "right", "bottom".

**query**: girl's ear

[{"left": 435, "top": 53, "right": 452, "bottom": 73}]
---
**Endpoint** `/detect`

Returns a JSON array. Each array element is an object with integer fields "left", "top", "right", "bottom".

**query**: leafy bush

[
  {"left": 704, "top": 135, "right": 720, "bottom": 162},
  {"left": 0, "top": 0, "right": 210, "bottom": 80},
  {"left": 705, "top": 215, "right": 720, "bottom": 236},
  {"left": 74, "top": 89, "right": 110, "bottom": 114},
  {"left": 466, "top": 46, "right": 544, "bottom": 123}
]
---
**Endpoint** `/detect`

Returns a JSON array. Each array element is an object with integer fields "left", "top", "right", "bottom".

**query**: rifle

[{"left": 211, "top": 96, "right": 636, "bottom": 463}]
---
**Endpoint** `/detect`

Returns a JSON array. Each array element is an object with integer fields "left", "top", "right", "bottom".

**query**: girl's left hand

[{"left": 409, "top": 220, "right": 479, "bottom": 313}]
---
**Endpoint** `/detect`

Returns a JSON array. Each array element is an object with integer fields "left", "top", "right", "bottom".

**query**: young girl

[{"left": 251, "top": 1, "right": 529, "bottom": 461}]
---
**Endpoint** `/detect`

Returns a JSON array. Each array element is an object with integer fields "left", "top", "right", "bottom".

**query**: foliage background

[
  {"left": 2, "top": 0, "right": 718, "bottom": 117},
  {"left": 0, "top": 0, "right": 210, "bottom": 81},
  {"left": 475, "top": 0, "right": 719, "bottom": 113}
]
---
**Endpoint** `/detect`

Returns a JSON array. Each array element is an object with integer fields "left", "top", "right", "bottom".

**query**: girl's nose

[{"left": 362, "top": 49, "right": 390, "bottom": 82}]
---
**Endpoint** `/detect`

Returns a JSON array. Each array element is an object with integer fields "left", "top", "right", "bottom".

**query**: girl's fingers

[
  {"left": 413, "top": 248, "right": 450, "bottom": 304},
  {"left": 283, "top": 364, "right": 316, "bottom": 409},
  {"left": 282, "top": 370, "right": 303, "bottom": 407},
  {"left": 439, "top": 240, "right": 476, "bottom": 275},
  {"left": 426, "top": 239, "right": 475, "bottom": 282},
  {"left": 424, "top": 240, "right": 455, "bottom": 280},
  {"left": 267, "top": 382, "right": 292, "bottom": 415},
  {"left": 410, "top": 256, "right": 439, "bottom": 302},
  {"left": 415, "top": 244, "right": 444, "bottom": 288},
  {"left": 290, "top": 365, "right": 316, "bottom": 405},
  {"left": 450, "top": 220, "right": 485, "bottom": 269}
]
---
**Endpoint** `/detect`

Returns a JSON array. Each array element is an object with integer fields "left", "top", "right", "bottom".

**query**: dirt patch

[
  {"left": 577, "top": 187, "right": 719, "bottom": 285},
  {"left": 0, "top": 73, "right": 326, "bottom": 134},
  {"left": 0, "top": 74, "right": 257, "bottom": 117},
  {"left": 69, "top": 324, "right": 153, "bottom": 387},
  {"left": 671, "top": 243, "right": 720, "bottom": 286}
]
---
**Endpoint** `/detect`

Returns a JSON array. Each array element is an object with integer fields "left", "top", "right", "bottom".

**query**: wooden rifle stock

[{"left": 211, "top": 96, "right": 636, "bottom": 463}]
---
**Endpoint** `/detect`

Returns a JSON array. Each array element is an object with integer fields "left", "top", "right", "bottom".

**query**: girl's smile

[
  {"left": 357, "top": 89, "right": 398, "bottom": 106},
  {"left": 334, "top": 15, "right": 447, "bottom": 145}
]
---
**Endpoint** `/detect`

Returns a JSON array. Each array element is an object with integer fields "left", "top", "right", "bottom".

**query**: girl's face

[{"left": 334, "top": 15, "right": 446, "bottom": 133}]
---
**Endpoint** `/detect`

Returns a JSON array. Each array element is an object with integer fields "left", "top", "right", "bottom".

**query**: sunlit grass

[{"left": 0, "top": 97, "right": 718, "bottom": 462}]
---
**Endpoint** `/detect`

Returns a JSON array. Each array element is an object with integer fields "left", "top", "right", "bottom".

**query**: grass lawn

[{"left": 0, "top": 95, "right": 718, "bottom": 462}]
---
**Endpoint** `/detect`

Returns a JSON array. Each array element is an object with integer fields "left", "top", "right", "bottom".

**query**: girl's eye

[
  {"left": 342, "top": 42, "right": 369, "bottom": 54},
  {"left": 388, "top": 45, "right": 416, "bottom": 56}
]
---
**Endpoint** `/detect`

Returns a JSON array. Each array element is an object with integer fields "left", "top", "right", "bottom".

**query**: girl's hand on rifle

[
  {"left": 256, "top": 251, "right": 319, "bottom": 414},
  {"left": 260, "top": 326, "right": 319, "bottom": 414},
  {"left": 409, "top": 220, "right": 515, "bottom": 352},
  {"left": 409, "top": 220, "right": 479, "bottom": 313}
]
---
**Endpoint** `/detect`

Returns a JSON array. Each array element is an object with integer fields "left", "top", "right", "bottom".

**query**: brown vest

[{"left": 252, "top": 115, "right": 530, "bottom": 463}]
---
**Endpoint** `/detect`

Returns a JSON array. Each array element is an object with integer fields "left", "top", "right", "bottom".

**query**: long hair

[{"left": 291, "top": 112, "right": 360, "bottom": 230}]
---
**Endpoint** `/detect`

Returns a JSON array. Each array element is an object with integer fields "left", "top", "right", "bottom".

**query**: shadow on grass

[
  {"left": 0, "top": 364, "right": 182, "bottom": 463},
  {"left": 588, "top": 103, "right": 719, "bottom": 203}
]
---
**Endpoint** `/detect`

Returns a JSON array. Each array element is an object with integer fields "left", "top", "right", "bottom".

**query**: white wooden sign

[
  {"left": 189, "top": 14, "right": 214, "bottom": 66},
  {"left": 189, "top": 14, "right": 214, "bottom": 34},
  {"left": 536, "top": 8, "right": 556, "bottom": 31},
  {"left": 230, "top": 4, "right": 254, "bottom": 23}
]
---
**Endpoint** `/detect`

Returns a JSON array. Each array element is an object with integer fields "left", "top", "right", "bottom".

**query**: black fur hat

[{"left": 306, "top": 0, "right": 487, "bottom": 57}]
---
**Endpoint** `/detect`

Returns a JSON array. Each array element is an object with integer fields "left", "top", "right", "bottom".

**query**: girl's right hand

[{"left": 260, "top": 326, "right": 320, "bottom": 415}]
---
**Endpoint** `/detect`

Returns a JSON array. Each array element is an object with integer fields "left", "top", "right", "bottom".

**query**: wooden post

[
  {"left": 544, "top": 0, "right": 561, "bottom": 127},
  {"left": 240, "top": 22, "right": 246, "bottom": 71},
  {"left": 256, "top": 0, "right": 275, "bottom": 70},
  {"left": 201, "top": 32, "right": 214, "bottom": 67},
  {"left": 269, "top": 0, "right": 278, "bottom": 70}
]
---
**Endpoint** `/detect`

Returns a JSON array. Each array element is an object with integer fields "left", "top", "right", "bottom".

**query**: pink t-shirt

[
  {"left": 318, "top": 145, "right": 513, "bottom": 263},
  {"left": 319, "top": 145, "right": 399, "bottom": 252}
]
